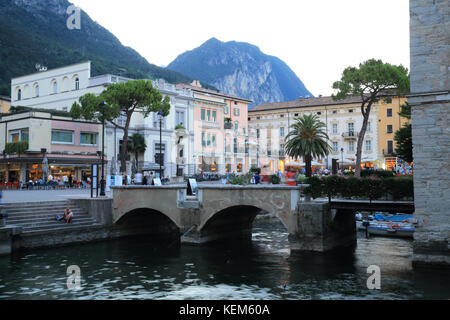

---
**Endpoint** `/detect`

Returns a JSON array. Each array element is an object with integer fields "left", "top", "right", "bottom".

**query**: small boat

[{"left": 356, "top": 213, "right": 416, "bottom": 238}]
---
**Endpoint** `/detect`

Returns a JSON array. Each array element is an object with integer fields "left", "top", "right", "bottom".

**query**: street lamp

[
  {"left": 99, "top": 101, "right": 107, "bottom": 196},
  {"left": 340, "top": 148, "right": 344, "bottom": 171},
  {"left": 157, "top": 111, "right": 164, "bottom": 179}
]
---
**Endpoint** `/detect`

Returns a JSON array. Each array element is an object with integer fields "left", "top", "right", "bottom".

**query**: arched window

[
  {"left": 17, "top": 89, "right": 22, "bottom": 101},
  {"left": 52, "top": 80, "right": 58, "bottom": 94},
  {"left": 34, "top": 84, "right": 40, "bottom": 97},
  {"left": 74, "top": 77, "right": 80, "bottom": 90}
]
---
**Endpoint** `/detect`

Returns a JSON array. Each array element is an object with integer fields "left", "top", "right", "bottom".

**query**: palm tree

[
  {"left": 284, "top": 114, "right": 331, "bottom": 177},
  {"left": 127, "top": 133, "right": 147, "bottom": 172}
]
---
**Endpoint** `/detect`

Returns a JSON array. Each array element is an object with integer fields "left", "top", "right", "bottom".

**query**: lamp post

[
  {"left": 340, "top": 148, "right": 344, "bottom": 172},
  {"left": 99, "top": 101, "right": 107, "bottom": 196},
  {"left": 157, "top": 111, "right": 164, "bottom": 179}
]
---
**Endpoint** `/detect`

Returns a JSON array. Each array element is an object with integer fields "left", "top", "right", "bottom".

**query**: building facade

[
  {"left": 0, "top": 111, "right": 102, "bottom": 183},
  {"left": 377, "top": 96, "right": 409, "bottom": 171},
  {"left": 0, "top": 96, "right": 11, "bottom": 114},
  {"left": 177, "top": 81, "right": 252, "bottom": 175},
  {"left": 248, "top": 96, "right": 382, "bottom": 174}
]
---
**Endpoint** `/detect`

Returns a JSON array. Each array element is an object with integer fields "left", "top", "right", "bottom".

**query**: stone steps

[{"left": 2, "top": 200, "right": 98, "bottom": 235}]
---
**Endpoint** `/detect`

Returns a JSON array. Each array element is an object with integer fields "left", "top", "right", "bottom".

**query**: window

[
  {"left": 280, "top": 114, "right": 284, "bottom": 118},
  {"left": 332, "top": 142, "right": 338, "bottom": 153},
  {"left": 234, "top": 108, "right": 240, "bottom": 116},
  {"left": 201, "top": 133, "right": 206, "bottom": 147},
  {"left": 207, "top": 110, "right": 211, "bottom": 121},
  {"left": 332, "top": 123, "right": 338, "bottom": 134},
  {"left": 52, "top": 81, "right": 58, "bottom": 94},
  {"left": 51, "top": 130, "right": 74, "bottom": 144},
  {"left": 348, "top": 123, "right": 354, "bottom": 133},
  {"left": 387, "top": 141, "right": 394, "bottom": 154},
  {"left": 294, "top": 113, "right": 299, "bottom": 117},
  {"left": 224, "top": 106, "right": 229, "bottom": 115},
  {"left": 234, "top": 101, "right": 238, "bottom": 105},
  {"left": 212, "top": 110, "right": 217, "bottom": 122},
  {"left": 9, "top": 129, "right": 28, "bottom": 143},
  {"left": 243, "top": 128, "right": 246, "bottom": 135},
  {"left": 348, "top": 141, "right": 355, "bottom": 152},
  {"left": 201, "top": 109, "right": 206, "bottom": 121},
  {"left": 75, "top": 78, "right": 80, "bottom": 90},
  {"left": 280, "top": 127, "right": 285, "bottom": 137},
  {"left": 80, "top": 133, "right": 98, "bottom": 146},
  {"left": 367, "top": 121, "right": 371, "bottom": 132},
  {"left": 17, "top": 89, "right": 22, "bottom": 101},
  {"left": 387, "top": 108, "right": 393, "bottom": 117},
  {"left": 212, "top": 135, "right": 216, "bottom": 147},
  {"left": 207, "top": 133, "right": 211, "bottom": 146},
  {"left": 366, "top": 140, "right": 372, "bottom": 152},
  {"left": 256, "top": 129, "right": 260, "bottom": 139},
  {"left": 333, "top": 110, "right": 338, "bottom": 114},
  {"left": 387, "top": 125, "right": 393, "bottom": 134},
  {"left": 256, "top": 117, "right": 260, "bottom": 120},
  {"left": 35, "top": 85, "right": 39, "bottom": 97},
  {"left": 349, "top": 109, "right": 353, "bottom": 113},
  {"left": 317, "top": 112, "right": 322, "bottom": 115},
  {"left": 175, "top": 111, "right": 185, "bottom": 127}
]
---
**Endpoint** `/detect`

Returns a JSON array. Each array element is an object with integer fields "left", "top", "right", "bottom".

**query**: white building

[
  {"left": 10, "top": 61, "right": 196, "bottom": 179},
  {"left": 248, "top": 96, "right": 380, "bottom": 173}
]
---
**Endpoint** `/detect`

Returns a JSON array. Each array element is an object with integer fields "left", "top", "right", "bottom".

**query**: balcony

[{"left": 342, "top": 131, "right": 359, "bottom": 140}]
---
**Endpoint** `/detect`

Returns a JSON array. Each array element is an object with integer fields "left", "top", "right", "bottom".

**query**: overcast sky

[{"left": 71, "top": 0, "right": 410, "bottom": 97}]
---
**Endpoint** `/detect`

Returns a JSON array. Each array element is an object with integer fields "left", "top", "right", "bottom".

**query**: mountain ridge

[
  {"left": 0, "top": 0, "right": 215, "bottom": 96},
  {"left": 167, "top": 38, "right": 313, "bottom": 108}
]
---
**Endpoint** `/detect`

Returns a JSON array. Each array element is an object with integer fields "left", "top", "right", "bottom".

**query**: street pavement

[{"left": 1, "top": 189, "right": 112, "bottom": 203}]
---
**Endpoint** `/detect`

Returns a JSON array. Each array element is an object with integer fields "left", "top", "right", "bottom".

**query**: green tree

[
  {"left": 71, "top": 80, "right": 170, "bottom": 173},
  {"left": 394, "top": 102, "right": 413, "bottom": 163},
  {"left": 284, "top": 114, "right": 331, "bottom": 177},
  {"left": 332, "top": 59, "right": 410, "bottom": 177},
  {"left": 128, "top": 133, "right": 147, "bottom": 165}
]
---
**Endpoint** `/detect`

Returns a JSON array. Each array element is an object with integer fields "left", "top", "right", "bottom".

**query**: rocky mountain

[
  {"left": 0, "top": 0, "right": 215, "bottom": 96},
  {"left": 167, "top": 38, "right": 313, "bottom": 108}
]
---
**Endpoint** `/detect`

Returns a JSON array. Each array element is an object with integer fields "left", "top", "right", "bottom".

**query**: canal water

[{"left": 0, "top": 218, "right": 449, "bottom": 300}]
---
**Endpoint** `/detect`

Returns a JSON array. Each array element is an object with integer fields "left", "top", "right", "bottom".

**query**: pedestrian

[
  {"left": 143, "top": 174, "right": 148, "bottom": 186},
  {"left": 254, "top": 172, "right": 261, "bottom": 185},
  {"left": 68, "top": 175, "right": 73, "bottom": 188},
  {"left": 64, "top": 205, "right": 73, "bottom": 224}
]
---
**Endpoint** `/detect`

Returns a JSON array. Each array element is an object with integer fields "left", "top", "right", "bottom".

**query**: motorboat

[{"left": 356, "top": 213, "right": 416, "bottom": 238}]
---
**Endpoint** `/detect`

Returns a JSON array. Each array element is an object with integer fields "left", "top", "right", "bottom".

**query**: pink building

[{"left": 177, "top": 81, "right": 252, "bottom": 174}]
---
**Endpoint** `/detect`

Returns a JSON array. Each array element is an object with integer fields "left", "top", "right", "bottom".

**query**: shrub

[
  {"left": 384, "top": 176, "right": 414, "bottom": 200},
  {"left": 270, "top": 174, "right": 281, "bottom": 184},
  {"left": 5, "top": 141, "right": 28, "bottom": 154},
  {"left": 303, "top": 175, "right": 414, "bottom": 201},
  {"left": 229, "top": 176, "right": 246, "bottom": 185},
  {"left": 361, "top": 169, "right": 395, "bottom": 178},
  {"left": 250, "top": 166, "right": 261, "bottom": 174},
  {"left": 296, "top": 174, "right": 308, "bottom": 184}
]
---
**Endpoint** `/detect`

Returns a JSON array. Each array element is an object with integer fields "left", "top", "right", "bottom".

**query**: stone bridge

[{"left": 111, "top": 185, "right": 357, "bottom": 253}]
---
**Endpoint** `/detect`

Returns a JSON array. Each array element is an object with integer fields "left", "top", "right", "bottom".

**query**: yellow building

[
  {"left": 376, "top": 96, "right": 410, "bottom": 170},
  {"left": 0, "top": 96, "right": 11, "bottom": 113}
]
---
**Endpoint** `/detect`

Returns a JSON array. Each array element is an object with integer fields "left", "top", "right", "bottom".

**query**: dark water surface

[{"left": 0, "top": 218, "right": 449, "bottom": 300}]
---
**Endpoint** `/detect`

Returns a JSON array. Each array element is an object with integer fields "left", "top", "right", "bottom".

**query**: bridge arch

[{"left": 115, "top": 207, "right": 180, "bottom": 238}]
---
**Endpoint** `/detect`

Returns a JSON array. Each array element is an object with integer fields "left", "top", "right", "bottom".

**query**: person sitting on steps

[{"left": 64, "top": 205, "right": 73, "bottom": 224}]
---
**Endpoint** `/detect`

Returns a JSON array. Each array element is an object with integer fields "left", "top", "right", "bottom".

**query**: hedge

[{"left": 304, "top": 175, "right": 413, "bottom": 201}]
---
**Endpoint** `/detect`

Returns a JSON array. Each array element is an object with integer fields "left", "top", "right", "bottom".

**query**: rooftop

[
  {"left": 249, "top": 95, "right": 366, "bottom": 113},
  {"left": 177, "top": 82, "right": 253, "bottom": 104}
]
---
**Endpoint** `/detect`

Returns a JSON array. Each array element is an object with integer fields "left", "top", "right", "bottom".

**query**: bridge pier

[{"left": 289, "top": 202, "right": 356, "bottom": 253}]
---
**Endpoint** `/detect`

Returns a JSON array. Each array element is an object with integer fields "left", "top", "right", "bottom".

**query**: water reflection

[{"left": 0, "top": 217, "right": 449, "bottom": 300}]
